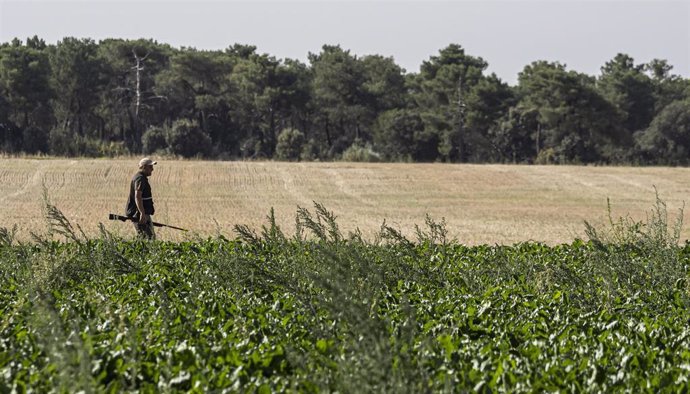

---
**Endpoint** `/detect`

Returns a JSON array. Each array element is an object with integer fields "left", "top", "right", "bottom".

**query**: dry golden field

[{"left": 1, "top": 157, "right": 689, "bottom": 245}]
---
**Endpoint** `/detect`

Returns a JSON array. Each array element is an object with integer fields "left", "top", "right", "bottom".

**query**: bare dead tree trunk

[
  {"left": 131, "top": 50, "right": 151, "bottom": 152},
  {"left": 131, "top": 50, "right": 149, "bottom": 119},
  {"left": 456, "top": 75, "right": 466, "bottom": 162}
]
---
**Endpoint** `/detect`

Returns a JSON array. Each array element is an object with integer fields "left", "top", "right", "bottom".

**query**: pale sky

[{"left": 0, "top": 0, "right": 688, "bottom": 85}]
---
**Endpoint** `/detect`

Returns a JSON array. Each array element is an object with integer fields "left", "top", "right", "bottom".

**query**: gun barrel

[
  {"left": 108, "top": 214, "right": 187, "bottom": 231},
  {"left": 153, "top": 222, "right": 188, "bottom": 231}
]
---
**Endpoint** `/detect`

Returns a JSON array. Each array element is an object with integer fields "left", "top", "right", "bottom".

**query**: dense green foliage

[
  {"left": 1, "top": 36, "right": 689, "bottom": 163},
  {"left": 2, "top": 201, "right": 690, "bottom": 392}
]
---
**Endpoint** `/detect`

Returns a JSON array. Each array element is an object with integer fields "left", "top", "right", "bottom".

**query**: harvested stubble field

[{"left": 1, "top": 157, "right": 689, "bottom": 244}]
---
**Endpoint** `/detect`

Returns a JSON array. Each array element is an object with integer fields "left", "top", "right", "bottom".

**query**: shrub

[
  {"left": 49, "top": 127, "right": 100, "bottom": 156},
  {"left": 142, "top": 125, "right": 168, "bottom": 154},
  {"left": 167, "top": 119, "right": 212, "bottom": 158},
  {"left": 534, "top": 147, "right": 556, "bottom": 164},
  {"left": 98, "top": 140, "right": 129, "bottom": 157},
  {"left": 341, "top": 140, "right": 381, "bottom": 162},
  {"left": 300, "top": 138, "right": 321, "bottom": 161},
  {"left": 275, "top": 128, "right": 305, "bottom": 161}
]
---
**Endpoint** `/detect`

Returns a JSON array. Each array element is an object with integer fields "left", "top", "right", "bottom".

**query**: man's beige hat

[{"left": 139, "top": 158, "right": 157, "bottom": 167}]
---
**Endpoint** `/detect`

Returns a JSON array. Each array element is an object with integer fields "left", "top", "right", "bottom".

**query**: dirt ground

[{"left": 1, "top": 158, "right": 688, "bottom": 245}]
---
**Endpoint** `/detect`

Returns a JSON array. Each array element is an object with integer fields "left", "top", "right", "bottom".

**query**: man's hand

[{"left": 139, "top": 213, "right": 149, "bottom": 224}]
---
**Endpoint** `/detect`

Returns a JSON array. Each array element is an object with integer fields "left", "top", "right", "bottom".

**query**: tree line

[{"left": 1, "top": 36, "right": 689, "bottom": 164}]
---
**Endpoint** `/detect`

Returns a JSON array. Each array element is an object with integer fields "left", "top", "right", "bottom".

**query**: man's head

[{"left": 138, "top": 157, "right": 157, "bottom": 175}]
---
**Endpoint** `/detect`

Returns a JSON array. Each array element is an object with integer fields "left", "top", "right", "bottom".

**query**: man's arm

[{"left": 135, "top": 183, "right": 148, "bottom": 224}]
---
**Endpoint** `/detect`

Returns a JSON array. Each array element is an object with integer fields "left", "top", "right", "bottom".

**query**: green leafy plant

[{"left": 3, "top": 199, "right": 690, "bottom": 392}]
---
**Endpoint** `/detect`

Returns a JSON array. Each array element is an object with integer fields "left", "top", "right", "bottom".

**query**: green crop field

[{"left": 2, "top": 159, "right": 690, "bottom": 392}]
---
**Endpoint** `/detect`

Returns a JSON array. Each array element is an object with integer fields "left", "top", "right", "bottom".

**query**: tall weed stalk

[
  {"left": 232, "top": 202, "right": 448, "bottom": 392},
  {"left": 584, "top": 189, "right": 687, "bottom": 308}
]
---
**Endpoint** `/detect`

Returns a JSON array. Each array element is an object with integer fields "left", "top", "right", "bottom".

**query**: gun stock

[{"left": 109, "top": 213, "right": 130, "bottom": 222}]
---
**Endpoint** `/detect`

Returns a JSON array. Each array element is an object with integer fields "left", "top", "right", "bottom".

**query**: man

[{"left": 125, "top": 158, "right": 157, "bottom": 239}]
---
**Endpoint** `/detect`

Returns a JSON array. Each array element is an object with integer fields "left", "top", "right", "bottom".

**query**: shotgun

[{"left": 108, "top": 214, "right": 188, "bottom": 231}]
